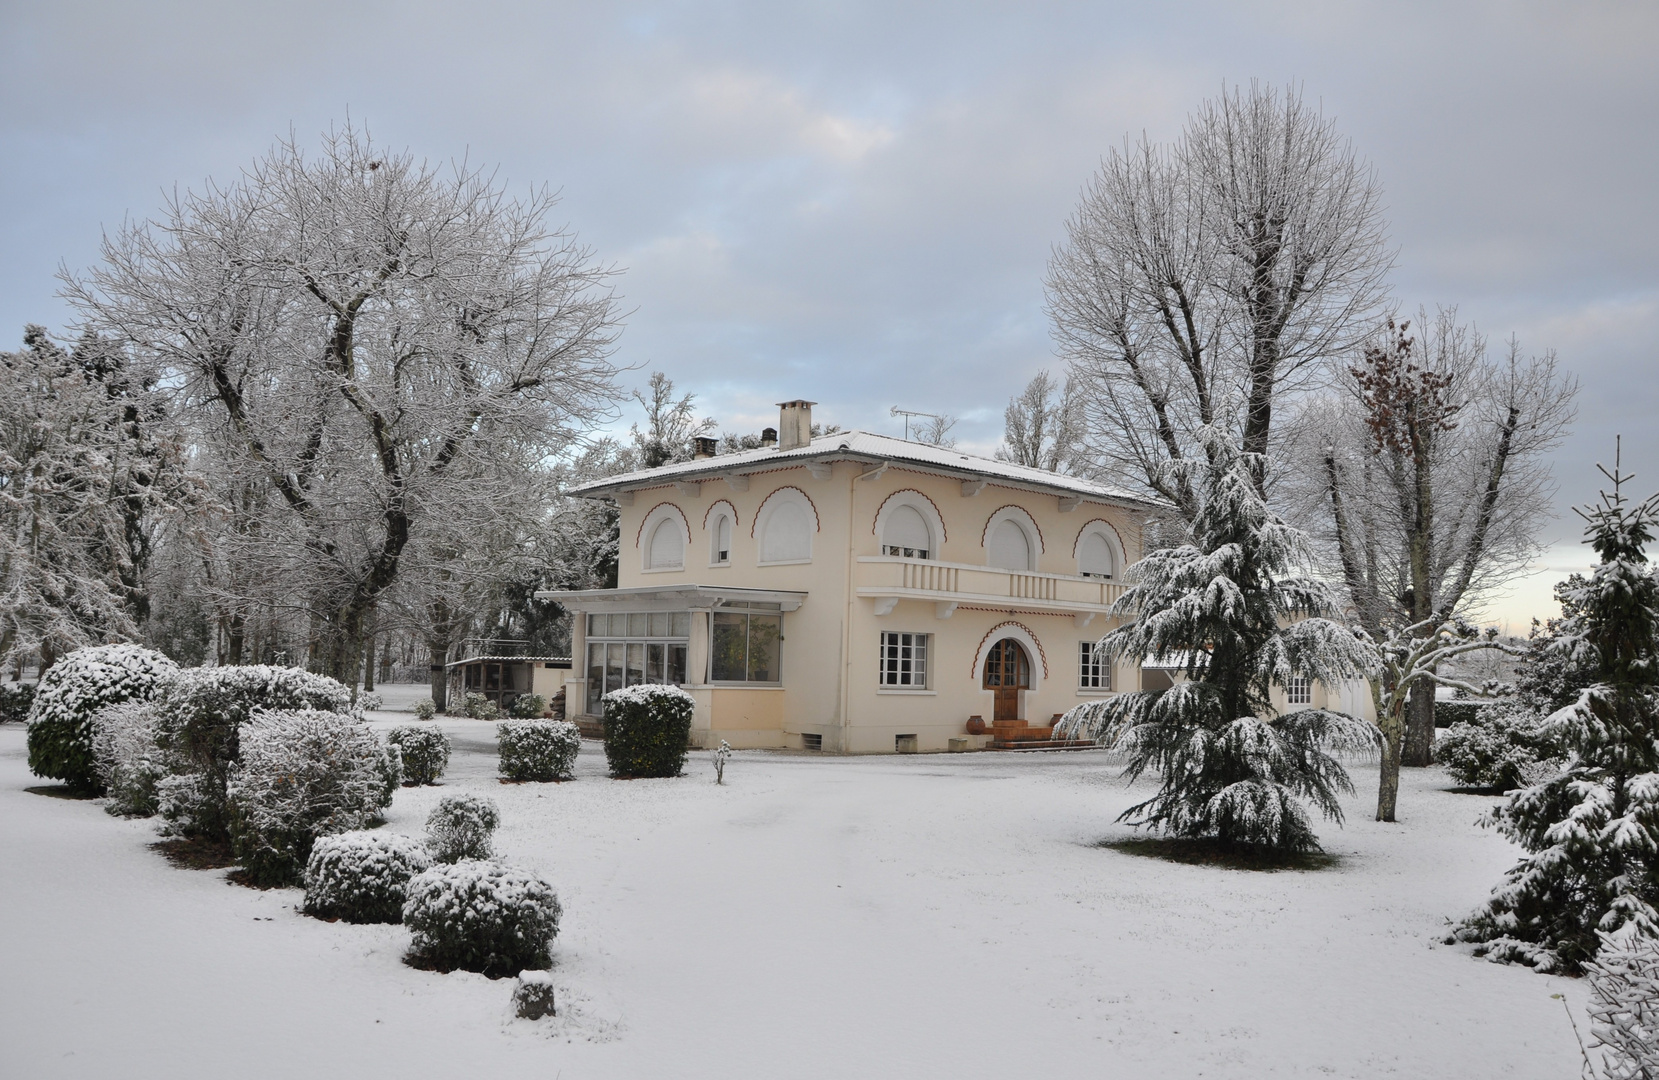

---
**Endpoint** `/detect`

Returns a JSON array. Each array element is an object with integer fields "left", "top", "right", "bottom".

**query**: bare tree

[
  {"left": 1301, "top": 308, "right": 1576, "bottom": 765},
  {"left": 63, "top": 124, "right": 624, "bottom": 683},
  {"left": 632, "top": 371, "right": 715, "bottom": 468},
  {"left": 915, "top": 412, "right": 958, "bottom": 449},
  {"left": 1047, "top": 82, "right": 1393, "bottom": 517},
  {"left": 997, "top": 370, "right": 1083, "bottom": 472}
]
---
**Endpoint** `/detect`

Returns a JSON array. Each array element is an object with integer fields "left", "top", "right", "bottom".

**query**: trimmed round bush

[
  {"left": 498, "top": 719, "right": 580, "bottom": 782},
  {"left": 509, "top": 693, "right": 547, "bottom": 719},
  {"left": 303, "top": 830, "right": 433, "bottom": 923},
  {"left": 27, "top": 644, "right": 178, "bottom": 791},
  {"left": 426, "top": 793, "right": 499, "bottom": 863},
  {"left": 602, "top": 684, "right": 695, "bottom": 779},
  {"left": 403, "top": 860, "right": 562, "bottom": 976},
  {"left": 91, "top": 702, "right": 174, "bottom": 817},
  {"left": 227, "top": 708, "right": 400, "bottom": 887},
  {"left": 413, "top": 699, "right": 437, "bottom": 721},
  {"left": 387, "top": 725, "right": 451, "bottom": 786},
  {"left": 0, "top": 681, "right": 35, "bottom": 724}
]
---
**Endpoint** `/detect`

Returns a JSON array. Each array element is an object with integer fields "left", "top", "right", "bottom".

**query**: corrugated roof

[{"left": 567, "top": 429, "right": 1164, "bottom": 509}]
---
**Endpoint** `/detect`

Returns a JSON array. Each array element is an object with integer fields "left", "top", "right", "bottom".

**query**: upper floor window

[
  {"left": 989, "top": 519, "right": 1033, "bottom": 571},
  {"left": 1077, "top": 531, "right": 1116, "bottom": 579},
  {"left": 757, "top": 490, "right": 814, "bottom": 564},
  {"left": 1286, "top": 675, "right": 1312, "bottom": 705},
  {"left": 647, "top": 518, "right": 684, "bottom": 569},
  {"left": 711, "top": 512, "right": 733, "bottom": 565},
  {"left": 881, "top": 504, "right": 932, "bottom": 559}
]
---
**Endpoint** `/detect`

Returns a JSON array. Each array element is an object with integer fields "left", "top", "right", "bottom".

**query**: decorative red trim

[
  {"left": 634, "top": 502, "right": 691, "bottom": 548},
  {"left": 750, "top": 485, "right": 820, "bottom": 538},
  {"left": 970, "top": 620, "right": 1050, "bottom": 680},
  {"left": 1071, "top": 517, "right": 1126, "bottom": 562},
  {"left": 702, "top": 499, "right": 740, "bottom": 531},
  {"left": 871, "top": 487, "right": 948, "bottom": 543},
  {"left": 979, "top": 504, "right": 1045, "bottom": 553}
]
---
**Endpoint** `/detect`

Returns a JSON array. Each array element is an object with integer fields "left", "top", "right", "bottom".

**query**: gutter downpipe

[{"left": 839, "top": 459, "right": 888, "bottom": 753}]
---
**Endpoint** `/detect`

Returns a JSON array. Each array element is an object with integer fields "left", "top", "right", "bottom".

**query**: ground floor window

[
  {"left": 711, "top": 606, "right": 782, "bottom": 683},
  {"left": 880, "top": 632, "right": 929, "bottom": 688},
  {"left": 586, "top": 611, "right": 690, "bottom": 713},
  {"left": 1286, "top": 675, "right": 1312, "bottom": 705},
  {"left": 1079, "top": 642, "right": 1111, "bottom": 690}
]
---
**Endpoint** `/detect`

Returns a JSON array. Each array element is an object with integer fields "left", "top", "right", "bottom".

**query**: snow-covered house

[{"left": 539, "top": 399, "right": 1365, "bottom": 753}]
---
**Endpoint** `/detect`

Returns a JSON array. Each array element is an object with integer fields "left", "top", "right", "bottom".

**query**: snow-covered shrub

[
  {"left": 27, "top": 644, "right": 178, "bottom": 791},
  {"left": 712, "top": 739, "right": 731, "bottom": 784},
  {"left": 403, "top": 860, "right": 561, "bottom": 976},
  {"left": 91, "top": 701, "right": 174, "bottom": 817},
  {"left": 498, "top": 719, "right": 580, "bottom": 782},
  {"left": 514, "top": 970, "right": 557, "bottom": 1019},
  {"left": 602, "top": 684, "right": 695, "bottom": 779},
  {"left": 413, "top": 699, "right": 436, "bottom": 721},
  {"left": 1435, "top": 700, "right": 1497, "bottom": 729},
  {"left": 151, "top": 665, "right": 354, "bottom": 840},
  {"left": 458, "top": 692, "right": 500, "bottom": 721},
  {"left": 0, "top": 681, "right": 35, "bottom": 724},
  {"left": 387, "top": 725, "right": 450, "bottom": 786},
  {"left": 358, "top": 691, "right": 384, "bottom": 711},
  {"left": 425, "top": 793, "right": 499, "bottom": 863},
  {"left": 509, "top": 693, "right": 547, "bottom": 719},
  {"left": 1585, "top": 930, "right": 1659, "bottom": 1079},
  {"left": 303, "top": 830, "right": 433, "bottom": 923},
  {"left": 226, "top": 708, "right": 400, "bottom": 887},
  {"left": 1438, "top": 700, "right": 1567, "bottom": 791}
]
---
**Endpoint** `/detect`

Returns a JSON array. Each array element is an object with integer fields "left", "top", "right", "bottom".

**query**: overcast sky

[{"left": 3, "top": 1, "right": 1655, "bottom": 628}]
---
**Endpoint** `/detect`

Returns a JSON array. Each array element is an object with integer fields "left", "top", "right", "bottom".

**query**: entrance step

[{"left": 986, "top": 738, "right": 1097, "bottom": 751}]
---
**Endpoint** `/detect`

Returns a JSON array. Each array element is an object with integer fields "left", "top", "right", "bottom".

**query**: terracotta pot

[{"left": 965, "top": 715, "right": 986, "bottom": 736}]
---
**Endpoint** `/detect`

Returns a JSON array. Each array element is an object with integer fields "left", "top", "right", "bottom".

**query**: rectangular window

[
  {"left": 1286, "top": 675, "right": 1312, "bottom": 705},
  {"left": 882, "top": 544, "right": 929, "bottom": 559},
  {"left": 880, "top": 632, "right": 929, "bottom": 688},
  {"left": 1079, "top": 642, "right": 1112, "bottom": 690},
  {"left": 710, "top": 610, "right": 784, "bottom": 684},
  {"left": 584, "top": 611, "right": 693, "bottom": 712}
]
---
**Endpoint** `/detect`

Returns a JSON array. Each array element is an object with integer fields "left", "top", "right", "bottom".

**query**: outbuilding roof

[{"left": 567, "top": 429, "right": 1164, "bottom": 510}]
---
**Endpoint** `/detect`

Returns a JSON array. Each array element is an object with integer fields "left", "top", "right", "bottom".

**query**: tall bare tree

[
  {"left": 1046, "top": 83, "right": 1393, "bottom": 517},
  {"left": 997, "top": 370, "right": 1083, "bottom": 472},
  {"left": 63, "top": 125, "right": 624, "bottom": 682},
  {"left": 631, "top": 371, "right": 715, "bottom": 468}
]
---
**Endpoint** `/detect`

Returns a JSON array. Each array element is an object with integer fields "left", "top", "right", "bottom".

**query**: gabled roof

[{"left": 567, "top": 429, "right": 1165, "bottom": 511}]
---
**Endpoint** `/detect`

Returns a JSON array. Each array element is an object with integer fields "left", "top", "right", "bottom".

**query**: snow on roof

[{"left": 568, "top": 429, "right": 1163, "bottom": 509}]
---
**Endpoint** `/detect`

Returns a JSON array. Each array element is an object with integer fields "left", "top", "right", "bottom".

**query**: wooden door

[{"left": 983, "top": 639, "right": 1031, "bottom": 723}]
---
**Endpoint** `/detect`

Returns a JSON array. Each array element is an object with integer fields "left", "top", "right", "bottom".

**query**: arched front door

[{"left": 983, "top": 638, "right": 1031, "bottom": 723}]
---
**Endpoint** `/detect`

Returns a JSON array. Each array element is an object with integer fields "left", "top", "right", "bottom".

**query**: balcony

[{"left": 853, "top": 555, "right": 1126, "bottom": 622}]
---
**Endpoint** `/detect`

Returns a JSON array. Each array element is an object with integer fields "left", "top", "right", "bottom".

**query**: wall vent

[
  {"left": 895, "top": 734, "right": 919, "bottom": 753},
  {"left": 801, "top": 733, "right": 823, "bottom": 751}
]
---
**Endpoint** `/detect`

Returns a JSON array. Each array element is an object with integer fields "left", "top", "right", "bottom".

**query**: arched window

[
  {"left": 760, "top": 501, "right": 812, "bottom": 563},
  {"left": 881, "top": 504, "right": 932, "bottom": 559},
  {"left": 1078, "top": 531, "right": 1116, "bottom": 579},
  {"left": 988, "top": 519, "right": 1032, "bottom": 571},
  {"left": 712, "top": 513, "right": 733, "bottom": 565},
  {"left": 647, "top": 518, "right": 685, "bottom": 569}
]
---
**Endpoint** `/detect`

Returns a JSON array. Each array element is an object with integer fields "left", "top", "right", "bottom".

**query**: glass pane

[
  {"left": 606, "top": 643, "right": 623, "bottom": 698},
  {"left": 587, "top": 614, "right": 601, "bottom": 638},
  {"left": 627, "top": 612, "right": 648, "bottom": 637},
  {"left": 667, "top": 644, "right": 687, "bottom": 685},
  {"left": 747, "top": 614, "right": 781, "bottom": 683},
  {"left": 626, "top": 642, "right": 646, "bottom": 686},
  {"left": 671, "top": 612, "right": 691, "bottom": 638},
  {"left": 587, "top": 643, "right": 604, "bottom": 713},
  {"left": 711, "top": 612, "right": 747, "bottom": 682},
  {"left": 647, "top": 643, "right": 665, "bottom": 683},
  {"left": 650, "top": 611, "right": 670, "bottom": 637}
]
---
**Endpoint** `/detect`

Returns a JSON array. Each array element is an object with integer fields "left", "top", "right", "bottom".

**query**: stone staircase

[{"left": 987, "top": 716, "right": 1095, "bottom": 751}]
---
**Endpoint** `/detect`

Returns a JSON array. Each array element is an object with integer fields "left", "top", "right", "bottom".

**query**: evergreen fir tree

[
  {"left": 1059, "top": 431, "right": 1378, "bottom": 853},
  {"left": 1454, "top": 442, "right": 1659, "bottom": 973}
]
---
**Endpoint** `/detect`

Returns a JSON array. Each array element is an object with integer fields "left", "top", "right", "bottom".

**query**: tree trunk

[
  {"left": 1404, "top": 677, "right": 1436, "bottom": 766},
  {"left": 362, "top": 605, "right": 377, "bottom": 692},
  {"left": 1377, "top": 699, "right": 1404, "bottom": 822},
  {"left": 427, "top": 636, "right": 450, "bottom": 713},
  {"left": 227, "top": 611, "right": 245, "bottom": 666}
]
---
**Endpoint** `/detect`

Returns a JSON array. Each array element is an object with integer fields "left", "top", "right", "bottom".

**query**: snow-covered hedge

[
  {"left": 152, "top": 665, "right": 354, "bottom": 840},
  {"left": 27, "top": 644, "right": 178, "bottom": 791},
  {"left": 387, "top": 725, "right": 451, "bottom": 786},
  {"left": 91, "top": 702, "right": 174, "bottom": 817},
  {"left": 1438, "top": 701, "right": 1567, "bottom": 792},
  {"left": 0, "top": 681, "right": 35, "bottom": 724},
  {"left": 425, "top": 793, "right": 499, "bottom": 863},
  {"left": 498, "top": 719, "right": 580, "bottom": 782},
  {"left": 403, "top": 860, "right": 562, "bottom": 976},
  {"left": 1585, "top": 930, "right": 1659, "bottom": 1078},
  {"left": 226, "top": 708, "right": 400, "bottom": 886},
  {"left": 303, "top": 830, "right": 433, "bottom": 923},
  {"left": 602, "top": 684, "right": 694, "bottom": 779}
]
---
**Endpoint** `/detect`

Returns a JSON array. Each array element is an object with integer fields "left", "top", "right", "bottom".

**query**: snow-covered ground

[{"left": 1, "top": 704, "right": 1589, "bottom": 1079}]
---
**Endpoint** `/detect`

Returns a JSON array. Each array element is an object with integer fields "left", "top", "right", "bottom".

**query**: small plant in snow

[
  {"left": 498, "top": 719, "right": 581, "bottom": 782},
  {"left": 514, "top": 970, "right": 558, "bottom": 1019},
  {"left": 712, "top": 739, "right": 731, "bottom": 784},
  {"left": 510, "top": 693, "right": 548, "bottom": 719},
  {"left": 226, "top": 708, "right": 400, "bottom": 887},
  {"left": 387, "top": 725, "right": 451, "bottom": 786},
  {"left": 26, "top": 643, "right": 178, "bottom": 792},
  {"left": 1583, "top": 930, "right": 1659, "bottom": 1078},
  {"left": 357, "top": 691, "right": 384, "bottom": 712},
  {"left": 303, "top": 830, "right": 433, "bottom": 923},
  {"left": 403, "top": 860, "right": 562, "bottom": 976},
  {"left": 425, "top": 793, "right": 500, "bottom": 863},
  {"left": 91, "top": 701, "right": 174, "bottom": 817},
  {"left": 413, "top": 699, "right": 437, "bottom": 721},
  {"left": 460, "top": 692, "right": 501, "bottom": 721},
  {"left": 602, "top": 683, "right": 695, "bottom": 779}
]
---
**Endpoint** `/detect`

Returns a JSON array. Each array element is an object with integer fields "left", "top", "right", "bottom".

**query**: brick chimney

[
  {"left": 777, "top": 400, "right": 815, "bottom": 451},
  {"left": 692, "top": 436, "right": 717, "bottom": 459}
]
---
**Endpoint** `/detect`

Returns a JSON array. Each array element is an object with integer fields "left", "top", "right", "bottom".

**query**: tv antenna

[{"left": 890, "top": 406, "right": 942, "bottom": 442}]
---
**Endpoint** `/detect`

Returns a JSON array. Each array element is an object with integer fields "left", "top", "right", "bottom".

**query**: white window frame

[
  {"left": 879, "top": 631, "right": 930, "bottom": 690},
  {"left": 874, "top": 491, "right": 945, "bottom": 562},
  {"left": 1286, "top": 674, "right": 1312, "bottom": 706},
  {"left": 710, "top": 511, "right": 733, "bottom": 566},
  {"left": 1079, "top": 641, "right": 1111, "bottom": 691},
  {"left": 754, "top": 487, "right": 817, "bottom": 566},
  {"left": 1073, "top": 521, "right": 1123, "bottom": 580},
  {"left": 982, "top": 505, "right": 1043, "bottom": 572},
  {"left": 639, "top": 503, "right": 691, "bottom": 573}
]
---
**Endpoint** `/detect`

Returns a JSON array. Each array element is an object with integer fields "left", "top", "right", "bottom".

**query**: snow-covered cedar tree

[
  {"left": 303, "top": 830, "right": 433, "bottom": 924},
  {"left": 26, "top": 644, "right": 178, "bottom": 792},
  {"left": 1056, "top": 431, "right": 1378, "bottom": 853},
  {"left": 387, "top": 725, "right": 451, "bottom": 786},
  {"left": 226, "top": 708, "right": 400, "bottom": 887},
  {"left": 402, "top": 860, "right": 562, "bottom": 976},
  {"left": 712, "top": 739, "right": 732, "bottom": 785},
  {"left": 150, "top": 665, "right": 353, "bottom": 840},
  {"left": 602, "top": 684, "right": 695, "bottom": 779},
  {"left": 413, "top": 699, "right": 436, "bottom": 721},
  {"left": 514, "top": 970, "right": 557, "bottom": 1019},
  {"left": 497, "top": 719, "right": 580, "bottom": 782},
  {"left": 425, "top": 793, "right": 500, "bottom": 863},
  {"left": 0, "top": 682, "right": 35, "bottom": 724},
  {"left": 91, "top": 701, "right": 176, "bottom": 817},
  {"left": 1438, "top": 700, "right": 1567, "bottom": 792},
  {"left": 509, "top": 693, "right": 548, "bottom": 719},
  {"left": 1584, "top": 929, "right": 1659, "bottom": 1078},
  {"left": 1453, "top": 452, "right": 1659, "bottom": 973}
]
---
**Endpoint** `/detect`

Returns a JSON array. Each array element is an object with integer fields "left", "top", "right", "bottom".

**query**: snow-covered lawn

[{"left": 1, "top": 713, "right": 1589, "bottom": 1079}]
